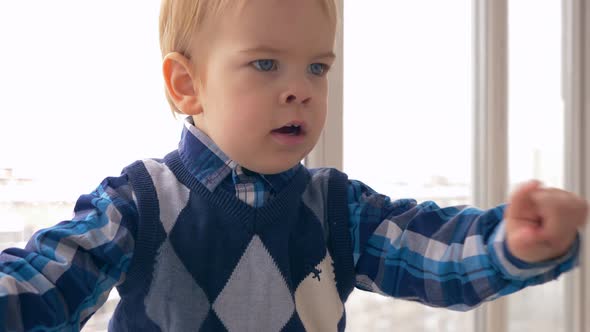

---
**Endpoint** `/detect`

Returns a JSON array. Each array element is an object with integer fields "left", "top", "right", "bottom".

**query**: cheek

[
  {"left": 210, "top": 95, "right": 271, "bottom": 145},
  {"left": 222, "top": 86, "right": 274, "bottom": 126},
  {"left": 312, "top": 110, "right": 328, "bottom": 140},
  {"left": 318, "top": 105, "right": 328, "bottom": 125},
  {"left": 313, "top": 88, "right": 329, "bottom": 121}
]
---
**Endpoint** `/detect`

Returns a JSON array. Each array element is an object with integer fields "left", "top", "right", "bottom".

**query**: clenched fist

[{"left": 505, "top": 180, "right": 588, "bottom": 263}]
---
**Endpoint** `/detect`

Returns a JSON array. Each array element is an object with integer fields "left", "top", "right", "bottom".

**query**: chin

[
  {"left": 246, "top": 158, "right": 303, "bottom": 175},
  {"left": 256, "top": 163, "right": 300, "bottom": 175}
]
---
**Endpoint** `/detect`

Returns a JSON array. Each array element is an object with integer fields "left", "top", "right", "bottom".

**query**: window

[
  {"left": 507, "top": 0, "right": 566, "bottom": 331},
  {"left": 309, "top": 0, "right": 589, "bottom": 331},
  {"left": 0, "top": 1, "right": 180, "bottom": 330},
  {"left": 342, "top": 1, "right": 474, "bottom": 330},
  {"left": 2, "top": 1, "right": 588, "bottom": 331}
]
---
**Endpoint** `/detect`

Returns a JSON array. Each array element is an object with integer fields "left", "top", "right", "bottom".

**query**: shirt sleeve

[
  {"left": 0, "top": 173, "right": 137, "bottom": 331},
  {"left": 347, "top": 179, "right": 579, "bottom": 311}
]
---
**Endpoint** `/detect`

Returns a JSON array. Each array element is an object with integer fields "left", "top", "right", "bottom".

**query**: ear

[{"left": 162, "top": 52, "right": 203, "bottom": 115}]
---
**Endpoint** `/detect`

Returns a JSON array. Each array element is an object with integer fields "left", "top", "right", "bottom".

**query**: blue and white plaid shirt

[
  {"left": 0, "top": 117, "right": 579, "bottom": 330},
  {"left": 179, "top": 117, "right": 299, "bottom": 208}
]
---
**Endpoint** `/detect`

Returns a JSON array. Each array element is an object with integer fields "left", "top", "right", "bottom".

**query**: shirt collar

[{"left": 178, "top": 116, "right": 301, "bottom": 193}]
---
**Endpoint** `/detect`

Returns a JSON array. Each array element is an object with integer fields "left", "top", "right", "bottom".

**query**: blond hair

[{"left": 159, "top": 0, "right": 338, "bottom": 114}]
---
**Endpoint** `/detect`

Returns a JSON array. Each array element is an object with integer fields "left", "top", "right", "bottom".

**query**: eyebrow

[{"left": 239, "top": 46, "right": 336, "bottom": 59}]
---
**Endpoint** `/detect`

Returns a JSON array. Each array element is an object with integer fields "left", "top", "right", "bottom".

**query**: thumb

[{"left": 506, "top": 180, "right": 543, "bottom": 221}]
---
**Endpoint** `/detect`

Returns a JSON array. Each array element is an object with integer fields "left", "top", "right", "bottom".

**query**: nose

[{"left": 279, "top": 76, "right": 313, "bottom": 106}]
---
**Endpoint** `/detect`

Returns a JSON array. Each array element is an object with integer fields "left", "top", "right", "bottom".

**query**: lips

[
  {"left": 271, "top": 121, "right": 305, "bottom": 136},
  {"left": 272, "top": 124, "right": 302, "bottom": 135},
  {"left": 270, "top": 121, "right": 307, "bottom": 146}
]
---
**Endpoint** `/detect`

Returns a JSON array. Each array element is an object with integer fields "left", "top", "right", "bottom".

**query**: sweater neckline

[{"left": 164, "top": 150, "right": 311, "bottom": 234}]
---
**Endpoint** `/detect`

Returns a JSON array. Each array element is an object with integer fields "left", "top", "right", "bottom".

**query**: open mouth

[
  {"left": 270, "top": 122, "right": 307, "bottom": 146},
  {"left": 271, "top": 124, "right": 303, "bottom": 136}
]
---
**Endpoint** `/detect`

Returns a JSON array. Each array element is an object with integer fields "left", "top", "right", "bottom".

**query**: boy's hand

[{"left": 505, "top": 180, "right": 589, "bottom": 263}]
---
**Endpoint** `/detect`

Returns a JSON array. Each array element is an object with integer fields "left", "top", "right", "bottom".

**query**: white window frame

[
  {"left": 564, "top": 0, "right": 590, "bottom": 332},
  {"left": 309, "top": 0, "right": 590, "bottom": 331},
  {"left": 306, "top": 0, "right": 344, "bottom": 170},
  {"left": 472, "top": 0, "right": 509, "bottom": 331}
]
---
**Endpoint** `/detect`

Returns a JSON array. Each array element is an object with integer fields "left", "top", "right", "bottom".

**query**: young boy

[{"left": 1, "top": 0, "right": 588, "bottom": 331}]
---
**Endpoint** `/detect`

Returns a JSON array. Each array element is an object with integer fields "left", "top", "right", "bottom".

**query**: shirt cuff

[{"left": 488, "top": 220, "right": 580, "bottom": 280}]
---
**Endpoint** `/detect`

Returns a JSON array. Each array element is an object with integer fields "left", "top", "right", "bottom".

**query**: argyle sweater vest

[{"left": 108, "top": 151, "right": 355, "bottom": 332}]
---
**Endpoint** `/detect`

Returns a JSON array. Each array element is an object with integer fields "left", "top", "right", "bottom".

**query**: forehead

[{"left": 212, "top": 0, "right": 336, "bottom": 53}]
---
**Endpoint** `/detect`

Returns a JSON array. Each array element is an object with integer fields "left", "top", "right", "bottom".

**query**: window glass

[
  {"left": 0, "top": 1, "right": 180, "bottom": 330},
  {"left": 343, "top": 1, "right": 474, "bottom": 330},
  {"left": 507, "top": 1, "right": 566, "bottom": 331}
]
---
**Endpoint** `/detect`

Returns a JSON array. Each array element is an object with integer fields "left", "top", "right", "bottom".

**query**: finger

[
  {"left": 506, "top": 180, "right": 543, "bottom": 221},
  {"left": 531, "top": 189, "right": 582, "bottom": 250},
  {"left": 509, "top": 226, "right": 549, "bottom": 262}
]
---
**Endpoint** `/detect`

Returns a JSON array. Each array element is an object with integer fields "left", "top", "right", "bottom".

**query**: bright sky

[{"left": 0, "top": 0, "right": 564, "bottom": 200}]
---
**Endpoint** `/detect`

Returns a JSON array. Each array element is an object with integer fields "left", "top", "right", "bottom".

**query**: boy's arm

[
  {"left": 0, "top": 174, "right": 137, "bottom": 331},
  {"left": 348, "top": 180, "right": 580, "bottom": 311}
]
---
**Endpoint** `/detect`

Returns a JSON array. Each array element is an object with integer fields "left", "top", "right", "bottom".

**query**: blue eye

[
  {"left": 251, "top": 59, "right": 278, "bottom": 71},
  {"left": 309, "top": 63, "right": 328, "bottom": 76}
]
